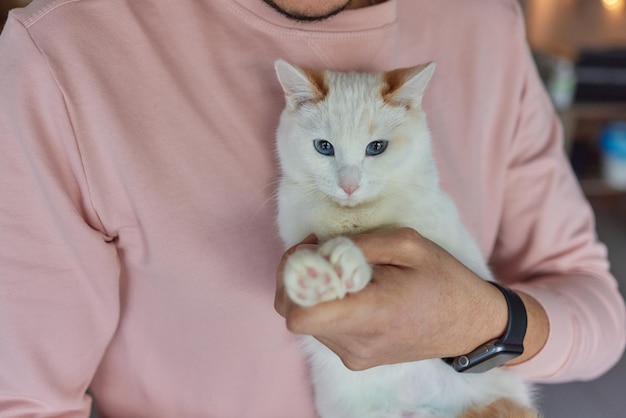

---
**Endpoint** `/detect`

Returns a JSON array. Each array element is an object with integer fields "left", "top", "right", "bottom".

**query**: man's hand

[{"left": 275, "top": 228, "right": 518, "bottom": 371}]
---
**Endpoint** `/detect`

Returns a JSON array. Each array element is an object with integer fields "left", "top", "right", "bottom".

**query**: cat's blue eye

[
  {"left": 366, "top": 140, "right": 388, "bottom": 156},
  {"left": 313, "top": 139, "right": 335, "bottom": 156}
]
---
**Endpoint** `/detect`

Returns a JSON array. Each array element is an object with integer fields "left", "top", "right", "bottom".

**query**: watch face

[
  {"left": 462, "top": 351, "right": 520, "bottom": 373},
  {"left": 449, "top": 340, "right": 524, "bottom": 373}
]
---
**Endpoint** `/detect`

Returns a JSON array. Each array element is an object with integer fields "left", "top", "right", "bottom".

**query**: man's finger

[
  {"left": 349, "top": 227, "right": 428, "bottom": 267},
  {"left": 285, "top": 286, "right": 381, "bottom": 336}
]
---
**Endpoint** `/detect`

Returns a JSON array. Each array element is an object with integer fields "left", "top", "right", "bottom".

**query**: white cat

[{"left": 274, "top": 59, "right": 536, "bottom": 418}]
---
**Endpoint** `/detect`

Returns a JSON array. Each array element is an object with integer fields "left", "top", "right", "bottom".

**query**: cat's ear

[
  {"left": 382, "top": 62, "right": 436, "bottom": 109},
  {"left": 274, "top": 59, "right": 328, "bottom": 109}
]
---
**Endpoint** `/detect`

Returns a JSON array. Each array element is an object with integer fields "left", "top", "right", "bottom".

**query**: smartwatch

[{"left": 445, "top": 281, "right": 527, "bottom": 373}]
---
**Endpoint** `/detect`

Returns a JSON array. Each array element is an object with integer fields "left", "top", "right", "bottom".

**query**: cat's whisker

[
  {"left": 252, "top": 193, "right": 277, "bottom": 217},
  {"left": 290, "top": 188, "right": 327, "bottom": 206},
  {"left": 376, "top": 179, "right": 443, "bottom": 198},
  {"left": 256, "top": 178, "right": 282, "bottom": 194},
  {"left": 250, "top": 180, "right": 284, "bottom": 222}
]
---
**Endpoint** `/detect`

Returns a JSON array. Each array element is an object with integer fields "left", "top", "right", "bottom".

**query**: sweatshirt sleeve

[
  {"left": 0, "top": 15, "right": 121, "bottom": 417},
  {"left": 490, "top": 19, "right": 626, "bottom": 383}
]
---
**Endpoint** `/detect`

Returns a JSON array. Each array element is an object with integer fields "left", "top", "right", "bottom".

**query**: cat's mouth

[{"left": 331, "top": 194, "right": 367, "bottom": 208}]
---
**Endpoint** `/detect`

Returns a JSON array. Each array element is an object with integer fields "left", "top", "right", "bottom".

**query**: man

[{"left": 0, "top": 0, "right": 624, "bottom": 416}]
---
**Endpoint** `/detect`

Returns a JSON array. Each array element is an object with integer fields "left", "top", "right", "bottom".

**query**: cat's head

[{"left": 274, "top": 59, "right": 436, "bottom": 208}]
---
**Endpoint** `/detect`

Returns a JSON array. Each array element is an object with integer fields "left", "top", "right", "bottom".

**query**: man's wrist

[
  {"left": 446, "top": 282, "right": 527, "bottom": 373},
  {"left": 504, "top": 290, "right": 549, "bottom": 366}
]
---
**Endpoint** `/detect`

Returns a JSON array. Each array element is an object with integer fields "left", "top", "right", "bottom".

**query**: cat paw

[
  {"left": 283, "top": 249, "right": 341, "bottom": 307},
  {"left": 284, "top": 237, "right": 372, "bottom": 307},
  {"left": 319, "top": 236, "right": 372, "bottom": 295}
]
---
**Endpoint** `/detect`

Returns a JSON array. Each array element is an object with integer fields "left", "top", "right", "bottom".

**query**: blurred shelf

[
  {"left": 563, "top": 102, "right": 626, "bottom": 200},
  {"left": 580, "top": 178, "right": 626, "bottom": 197},
  {"left": 569, "top": 102, "right": 626, "bottom": 120}
]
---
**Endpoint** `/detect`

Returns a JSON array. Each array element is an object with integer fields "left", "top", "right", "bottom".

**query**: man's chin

[{"left": 261, "top": 0, "right": 351, "bottom": 22}]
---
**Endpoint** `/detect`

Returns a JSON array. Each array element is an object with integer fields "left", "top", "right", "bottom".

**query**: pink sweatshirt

[{"left": 0, "top": 0, "right": 624, "bottom": 417}]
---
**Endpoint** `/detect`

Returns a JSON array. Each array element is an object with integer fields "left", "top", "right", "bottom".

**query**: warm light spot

[{"left": 602, "top": 0, "right": 624, "bottom": 11}]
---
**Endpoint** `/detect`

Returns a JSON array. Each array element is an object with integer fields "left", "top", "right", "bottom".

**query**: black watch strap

[
  {"left": 444, "top": 281, "right": 527, "bottom": 373},
  {"left": 490, "top": 281, "right": 527, "bottom": 346}
]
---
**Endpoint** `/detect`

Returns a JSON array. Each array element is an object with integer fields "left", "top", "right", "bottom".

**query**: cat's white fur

[{"left": 274, "top": 59, "right": 533, "bottom": 418}]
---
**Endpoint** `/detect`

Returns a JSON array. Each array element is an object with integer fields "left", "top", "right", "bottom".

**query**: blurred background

[
  {"left": 1, "top": 0, "right": 625, "bottom": 417},
  {"left": 518, "top": 1, "right": 626, "bottom": 416}
]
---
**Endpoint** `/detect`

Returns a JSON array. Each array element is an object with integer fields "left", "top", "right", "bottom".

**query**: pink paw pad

[{"left": 323, "top": 273, "right": 331, "bottom": 284}]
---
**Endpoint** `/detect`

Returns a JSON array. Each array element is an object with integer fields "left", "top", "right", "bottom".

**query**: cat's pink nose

[
  {"left": 338, "top": 166, "right": 361, "bottom": 196},
  {"left": 341, "top": 183, "right": 359, "bottom": 195}
]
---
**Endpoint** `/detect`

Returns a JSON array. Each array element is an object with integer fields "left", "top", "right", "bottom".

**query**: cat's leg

[{"left": 284, "top": 236, "right": 371, "bottom": 306}]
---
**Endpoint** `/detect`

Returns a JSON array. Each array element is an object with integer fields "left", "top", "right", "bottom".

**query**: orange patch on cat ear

[
  {"left": 460, "top": 398, "right": 539, "bottom": 418},
  {"left": 301, "top": 67, "right": 329, "bottom": 102},
  {"left": 381, "top": 62, "right": 436, "bottom": 108},
  {"left": 381, "top": 67, "right": 417, "bottom": 106},
  {"left": 274, "top": 59, "right": 328, "bottom": 109}
]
